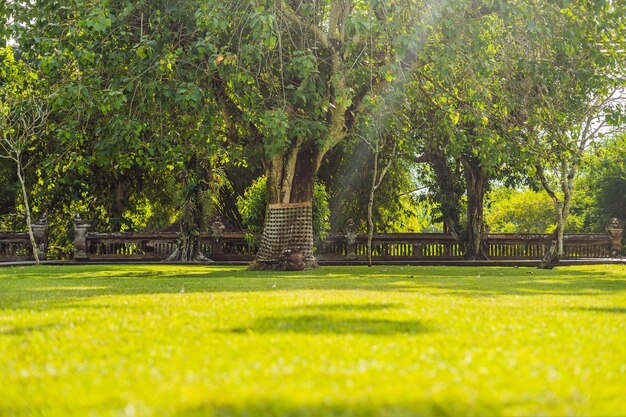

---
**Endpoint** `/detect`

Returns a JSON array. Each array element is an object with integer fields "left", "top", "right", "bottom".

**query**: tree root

[
  {"left": 247, "top": 258, "right": 319, "bottom": 271},
  {"left": 164, "top": 248, "right": 214, "bottom": 263},
  {"left": 538, "top": 243, "right": 560, "bottom": 269}
]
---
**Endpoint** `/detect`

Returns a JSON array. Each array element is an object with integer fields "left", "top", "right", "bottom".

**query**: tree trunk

[
  {"left": 463, "top": 159, "right": 489, "bottom": 260},
  {"left": 251, "top": 142, "right": 322, "bottom": 270},
  {"left": 16, "top": 159, "right": 39, "bottom": 265},
  {"left": 110, "top": 179, "right": 126, "bottom": 232},
  {"left": 558, "top": 177, "right": 573, "bottom": 257},
  {"left": 367, "top": 191, "right": 375, "bottom": 268},
  {"left": 367, "top": 164, "right": 377, "bottom": 268},
  {"left": 166, "top": 157, "right": 213, "bottom": 263},
  {"left": 539, "top": 185, "right": 571, "bottom": 269},
  {"left": 165, "top": 197, "right": 212, "bottom": 263},
  {"left": 420, "top": 150, "right": 464, "bottom": 241},
  {"left": 537, "top": 162, "right": 574, "bottom": 269}
]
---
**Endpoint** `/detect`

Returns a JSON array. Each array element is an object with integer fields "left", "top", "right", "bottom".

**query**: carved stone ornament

[
  {"left": 606, "top": 218, "right": 623, "bottom": 257},
  {"left": 345, "top": 219, "right": 357, "bottom": 245},
  {"left": 73, "top": 214, "right": 91, "bottom": 260},
  {"left": 211, "top": 220, "right": 226, "bottom": 238}
]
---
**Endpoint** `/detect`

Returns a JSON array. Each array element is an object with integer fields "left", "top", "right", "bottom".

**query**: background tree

[
  {"left": 578, "top": 134, "right": 626, "bottom": 231},
  {"left": 8, "top": 0, "right": 233, "bottom": 260},
  {"left": 511, "top": 0, "right": 626, "bottom": 267},
  {"left": 485, "top": 187, "right": 589, "bottom": 234},
  {"left": 405, "top": 1, "right": 528, "bottom": 259},
  {"left": 0, "top": 47, "right": 50, "bottom": 264}
]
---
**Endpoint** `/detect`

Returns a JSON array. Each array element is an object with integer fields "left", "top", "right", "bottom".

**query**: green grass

[{"left": 1, "top": 264, "right": 625, "bottom": 417}]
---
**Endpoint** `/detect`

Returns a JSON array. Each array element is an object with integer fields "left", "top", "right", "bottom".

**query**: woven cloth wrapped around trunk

[{"left": 256, "top": 202, "right": 315, "bottom": 264}]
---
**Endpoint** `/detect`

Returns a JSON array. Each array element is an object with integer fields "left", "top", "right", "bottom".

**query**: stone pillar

[
  {"left": 31, "top": 214, "right": 48, "bottom": 261},
  {"left": 606, "top": 218, "right": 623, "bottom": 258},
  {"left": 412, "top": 243, "right": 423, "bottom": 259},
  {"left": 73, "top": 214, "right": 91, "bottom": 261},
  {"left": 210, "top": 220, "right": 226, "bottom": 256},
  {"left": 345, "top": 219, "right": 357, "bottom": 260}
]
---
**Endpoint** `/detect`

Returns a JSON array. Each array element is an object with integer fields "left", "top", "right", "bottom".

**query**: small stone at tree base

[{"left": 286, "top": 249, "right": 306, "bottom": 271}]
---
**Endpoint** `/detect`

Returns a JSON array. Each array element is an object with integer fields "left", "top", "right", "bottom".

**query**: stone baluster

[
  {"left": 211, "top": 220, "right": 226, "bottom": 256},
  {"left": 73, "top": 214, "right": 91, "bottom": 261},
  {"left": 345, "top": 219, "right": 357, "bottom": 260}
]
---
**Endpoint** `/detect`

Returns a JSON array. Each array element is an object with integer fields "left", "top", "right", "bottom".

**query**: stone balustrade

[{"left": 0, "top": 217, "right": 623, "bottom": 263}]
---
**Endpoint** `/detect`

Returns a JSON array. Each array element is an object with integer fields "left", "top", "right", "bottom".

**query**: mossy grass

[{"left": 1, "top": 264, "right": 625, "bottom": 416}]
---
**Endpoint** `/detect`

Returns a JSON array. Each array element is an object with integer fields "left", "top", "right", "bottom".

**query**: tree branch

[{"left": 277, "top": 1, "right": 334, "bottom": 53}]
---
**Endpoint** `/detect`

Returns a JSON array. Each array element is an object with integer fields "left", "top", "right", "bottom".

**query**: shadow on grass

[
  {"left": 0, "top": 265, "right": 624, "bottom": 312},
  {"left": 287, "top": 303, "right": 397, "bottom": 312},
  {"left": 576, "top": 307, "right": 626, "bottom": 314},
  {"left": 172, "top": 399, "right": 492, "bottom": 417},
  {"left": 1, "top": 400, "right": 487, "bottom": 417},
  {"left": 228, "top": 314, "right": 429, "bottom": 336},
  {"left": 0, "top": 322, "right": 61, "bottom": 336}
]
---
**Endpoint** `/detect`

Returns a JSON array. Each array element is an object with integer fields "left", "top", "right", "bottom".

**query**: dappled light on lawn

[{"left": 0, "top": 265, "right": 625, "bottom": 416}]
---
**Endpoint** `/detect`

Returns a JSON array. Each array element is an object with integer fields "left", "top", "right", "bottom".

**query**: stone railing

[
  {"left": 74, "top": 217, "right": 257, "bottom": 262},
  {"left": 316, "top": 232, "right": 615, "bottom": 261},
  {"left": 1, "top": 216, "right": 621, "bottom": 263},
  {"left": 0, "top": 217, "right": 48, "bottom": 262},
  {"left": 72, "top": 225, "right": 621, "bottom": 263}
]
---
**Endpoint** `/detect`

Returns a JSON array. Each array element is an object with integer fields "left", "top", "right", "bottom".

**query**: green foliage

[
  {"left": 6, "top": 0, "right": 231, "bottom": 240},
  {"left": 377, "top": 195, "right": 442, "bottom": 233},
  {"left": 237, "top": 176, "right": 271, "bottom": 234},
  {"left": 577, "top": 135, "right": 626, "bottom": 231},
  {"left": 485, "top": 188, "right": 588, "bottom": 234},
  {"left": 0, "top": 159, "right": 19, "bottom": 228},
  {"left": 312, "top": 181, "right": 331, "bottom": 239},
  {"left": 322, "top": 136, "right": 441, "bottom": 233},
  {"left": 238, "top": 176, "right": 330, "bottom": 238},
  {"left": 1, "top": 265, "right": 626, "bottom": 416},
  {"left": 1, "top": 0, "right": 625, "bottom": 245}
]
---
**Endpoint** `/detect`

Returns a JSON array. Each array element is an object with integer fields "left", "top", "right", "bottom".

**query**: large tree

[
  {"left": 405, "top": 1, "right": 528, "bottom": 259},
  {"left": 509, "top": 0, "right": 626, "bottom": 267},
  {"left": 196, "top": 0, "right": 427, "bottom": 268},
  {"left": 7, "top": 0, "right": 231, "bottom": 259},
  {"left": 0, "top": 46, "right": 50, "bottom": 264}
]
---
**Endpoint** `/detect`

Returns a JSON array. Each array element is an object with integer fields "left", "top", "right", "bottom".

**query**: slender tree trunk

[
  {"left": 367, "top": 154, "right": 378, "bottom": 268},
  {"left": 16, "top": 158, "right": 39, "bottom": 265},
  {"left": 366, "top": 138, "right": 396, "bottom": 267},
  {"left": 558, "top": 178, "right": 573, "bottom": 257},
  {"left": 537, "top": 162, "right": 574, "bottom": 269},
  {"left": 166, "top": 157, "right": 213, "bottom": 263},
  {"left": 463, "top": 160, "right": 489, "bottom": 260}
]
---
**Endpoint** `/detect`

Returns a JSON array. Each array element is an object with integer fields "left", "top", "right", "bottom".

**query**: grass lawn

[{"left": 1, "top": 264, "right": 625, "bottom": 417}]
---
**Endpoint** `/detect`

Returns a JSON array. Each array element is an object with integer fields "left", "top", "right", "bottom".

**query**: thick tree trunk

[
  {"left": 16, "top": 159, "right": 39, "bottom": 265},
  {"left": 251, "top": 142, "right": 322, "bottom": 270},
  {"left": 110, "top": 179, "right": 126, "bottom": 232},
  {"left": 463, "top": 160, "right": 489, "bottom": 260},
  {"left": 421, "top": 150, "right": 464, "bottom": 241}
]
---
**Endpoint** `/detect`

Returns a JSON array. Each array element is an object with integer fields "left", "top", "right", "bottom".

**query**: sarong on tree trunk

[{"left": 256, "top": 202, "right": 314, "bottom": 264}]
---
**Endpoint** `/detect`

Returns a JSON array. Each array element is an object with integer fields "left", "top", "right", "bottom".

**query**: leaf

[{"left": 136, "top": 47, "right": 147, "bottom": 59}]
